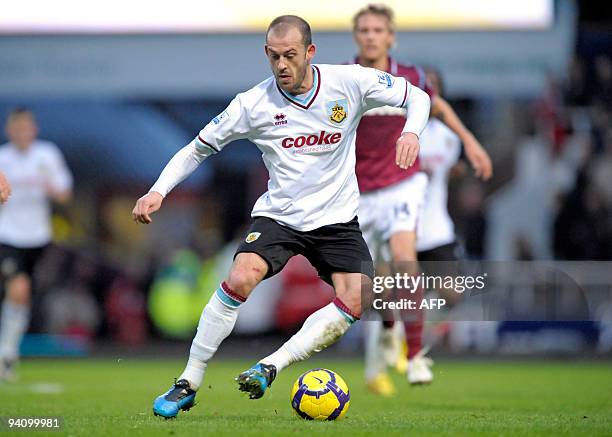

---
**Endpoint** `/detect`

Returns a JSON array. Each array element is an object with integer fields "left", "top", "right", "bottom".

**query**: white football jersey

[
  {"left": 416, "top": 119, "right": 461, "bottom": 252},
  {"left": 195, "top": 64, "right": 421, "bottom": 231},
  {"left": 0, "top": 140, "right": 73, "bottom": 248}
]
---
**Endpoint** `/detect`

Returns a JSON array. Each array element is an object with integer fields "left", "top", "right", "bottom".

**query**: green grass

[{"left": 1, "top": 358, "right": 611, "bottom": 436}]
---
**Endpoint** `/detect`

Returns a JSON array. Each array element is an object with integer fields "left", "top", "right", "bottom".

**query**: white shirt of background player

[
  {"left": 0, "top": 140, "right": 73, "bottom": 248},
  {"left": 416, "top": 118, "right": 461, "bottom": 252}
]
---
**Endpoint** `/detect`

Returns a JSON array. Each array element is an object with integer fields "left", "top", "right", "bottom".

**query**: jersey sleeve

[
  {"left": 196, "top": 95, "right": 251, "bottom": 153},
  {"left": 149, "top": 94, "right": 250, "bottom": 197},
  {"left": 355, "top": 65, "right": 430, "bottom": 137},
  {"left": 355, "top": 65, "right": 411, "bottom": 112},
  {"left": 46, "top": 145, "right": 73, "bottom": 193}
]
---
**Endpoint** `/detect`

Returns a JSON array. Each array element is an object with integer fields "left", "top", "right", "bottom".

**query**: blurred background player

[
  {"left": 351, "top": 4, "right": 493, "bottom": 395},
  {"left": 0, "top": 172, "right": 10, "bottom": 203},
  {"left": 417, "top": 68, "right": 465, "bottom": 263},
  {"left": 0, "top": 108, "right": 73, "bottom": 381},
  {"left": 414, "top": 68, "right": 477, "bottom": 366}
]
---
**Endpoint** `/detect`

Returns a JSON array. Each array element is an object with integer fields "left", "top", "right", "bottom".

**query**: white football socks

[
  {"left": 178, "top": 283, "right": 244, "bottom": 390},
  {"left": 363, "top": 317, "right": 385, "bottom": 381},
  {"left": 260, "top": 299, "right": 357, "bottom": 372},
  {"left": 0, "top": 300, "right": 30, "bottom": 362}
]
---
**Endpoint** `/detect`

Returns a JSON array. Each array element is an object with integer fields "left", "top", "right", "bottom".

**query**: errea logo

[{"left": 274, "top": 113, "right": 288, "bottom": 126}]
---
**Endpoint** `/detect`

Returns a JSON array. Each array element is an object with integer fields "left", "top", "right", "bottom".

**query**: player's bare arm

[
  {"left": 0, "top": 171, "right": 11, "bottom": 203},
  {"left": 430, "top": 95, "right": 493, "bottom": 180}
]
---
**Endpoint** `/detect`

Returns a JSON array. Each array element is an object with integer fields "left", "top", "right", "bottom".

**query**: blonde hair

[{"left": 353, "top": 4, "right": 395, "bottom": 32}]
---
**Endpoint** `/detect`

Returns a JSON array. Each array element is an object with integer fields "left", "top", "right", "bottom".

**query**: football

[{"left": 290, "top": 368, "right": 350, "bottom": 421}]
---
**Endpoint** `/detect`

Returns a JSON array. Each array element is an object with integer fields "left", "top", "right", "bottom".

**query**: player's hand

[
  {"left": 396, "top": 132, "right": 420, "bottom": 170},
  {"left": 463, "top": 136, "right": 493, "bottom": 181},
  {"left": 0, "top": 172, "right": 11, "bottom": 204},
  {"left": 132, "top": 191, "right": 164, "bottom": 224}
]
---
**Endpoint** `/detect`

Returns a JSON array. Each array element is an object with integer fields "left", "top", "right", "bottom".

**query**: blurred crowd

[
  {"left": 554, "top": 55, "right": 612, "bottom": 260},
  {"left": 483, "top": 54, "right": 612, "bottom": 261}
]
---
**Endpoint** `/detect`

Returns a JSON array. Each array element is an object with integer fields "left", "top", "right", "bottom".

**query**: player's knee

[
  {"left": 225, "top": 267, "right": 259, "bottom": 298},
  {"left": 335, "top": 284, "right": 363, "bottom": 319},
  {"left": 226, "top": 253, "right": 268, "bottom": 298},
  {"left": 7, "top": 274, "right": 31, "bottom": 305}
]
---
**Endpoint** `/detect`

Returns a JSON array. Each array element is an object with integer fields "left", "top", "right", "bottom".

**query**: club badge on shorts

[
  {"left": 245, "top": 232, "right": 261, "bottom": 243},
  {"left": 327, "top": 99, "right": 347, "bottom": 124}
]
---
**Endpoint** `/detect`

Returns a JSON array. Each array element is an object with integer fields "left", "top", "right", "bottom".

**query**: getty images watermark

[
  {"left": 371, "top": 271, "right": 487, "bottom": 310},
  {"left": 361, "top": 261, "right": 612, "bottom": 322}
]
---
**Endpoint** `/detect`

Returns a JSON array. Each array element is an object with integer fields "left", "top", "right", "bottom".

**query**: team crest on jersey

[
  {"left": 327, "top": 99, "right": 347, "bottom": 124},
  {"left": 245, "top": 232, "right": 261, "bottom": 243}
]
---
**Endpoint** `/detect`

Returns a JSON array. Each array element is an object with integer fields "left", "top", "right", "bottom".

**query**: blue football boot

[
  {"left": 235, "top": 363, "right": 277, "bottom": 399},
  {"left": 153, "top": 379, "right": 196, "bottom": 418}
]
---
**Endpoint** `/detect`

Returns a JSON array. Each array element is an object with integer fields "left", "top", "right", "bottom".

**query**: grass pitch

[{"left": 1, "top": 357, "right": 611, "bottom": 436}]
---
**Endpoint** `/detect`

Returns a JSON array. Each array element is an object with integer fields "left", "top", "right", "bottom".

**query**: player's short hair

[
  {"left": 353, "top": 4, "right": 395, "bottom": 32},
  {"left": 266, "top": 15, "right": 312, "bottom": 48},
  {"left": 6, "top": 107, "right": 35, "bottom": 124}
]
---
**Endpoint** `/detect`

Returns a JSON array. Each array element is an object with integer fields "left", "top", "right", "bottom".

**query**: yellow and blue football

[{"left": 290, "top": 368, "right": 350, "bottom": 421}]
